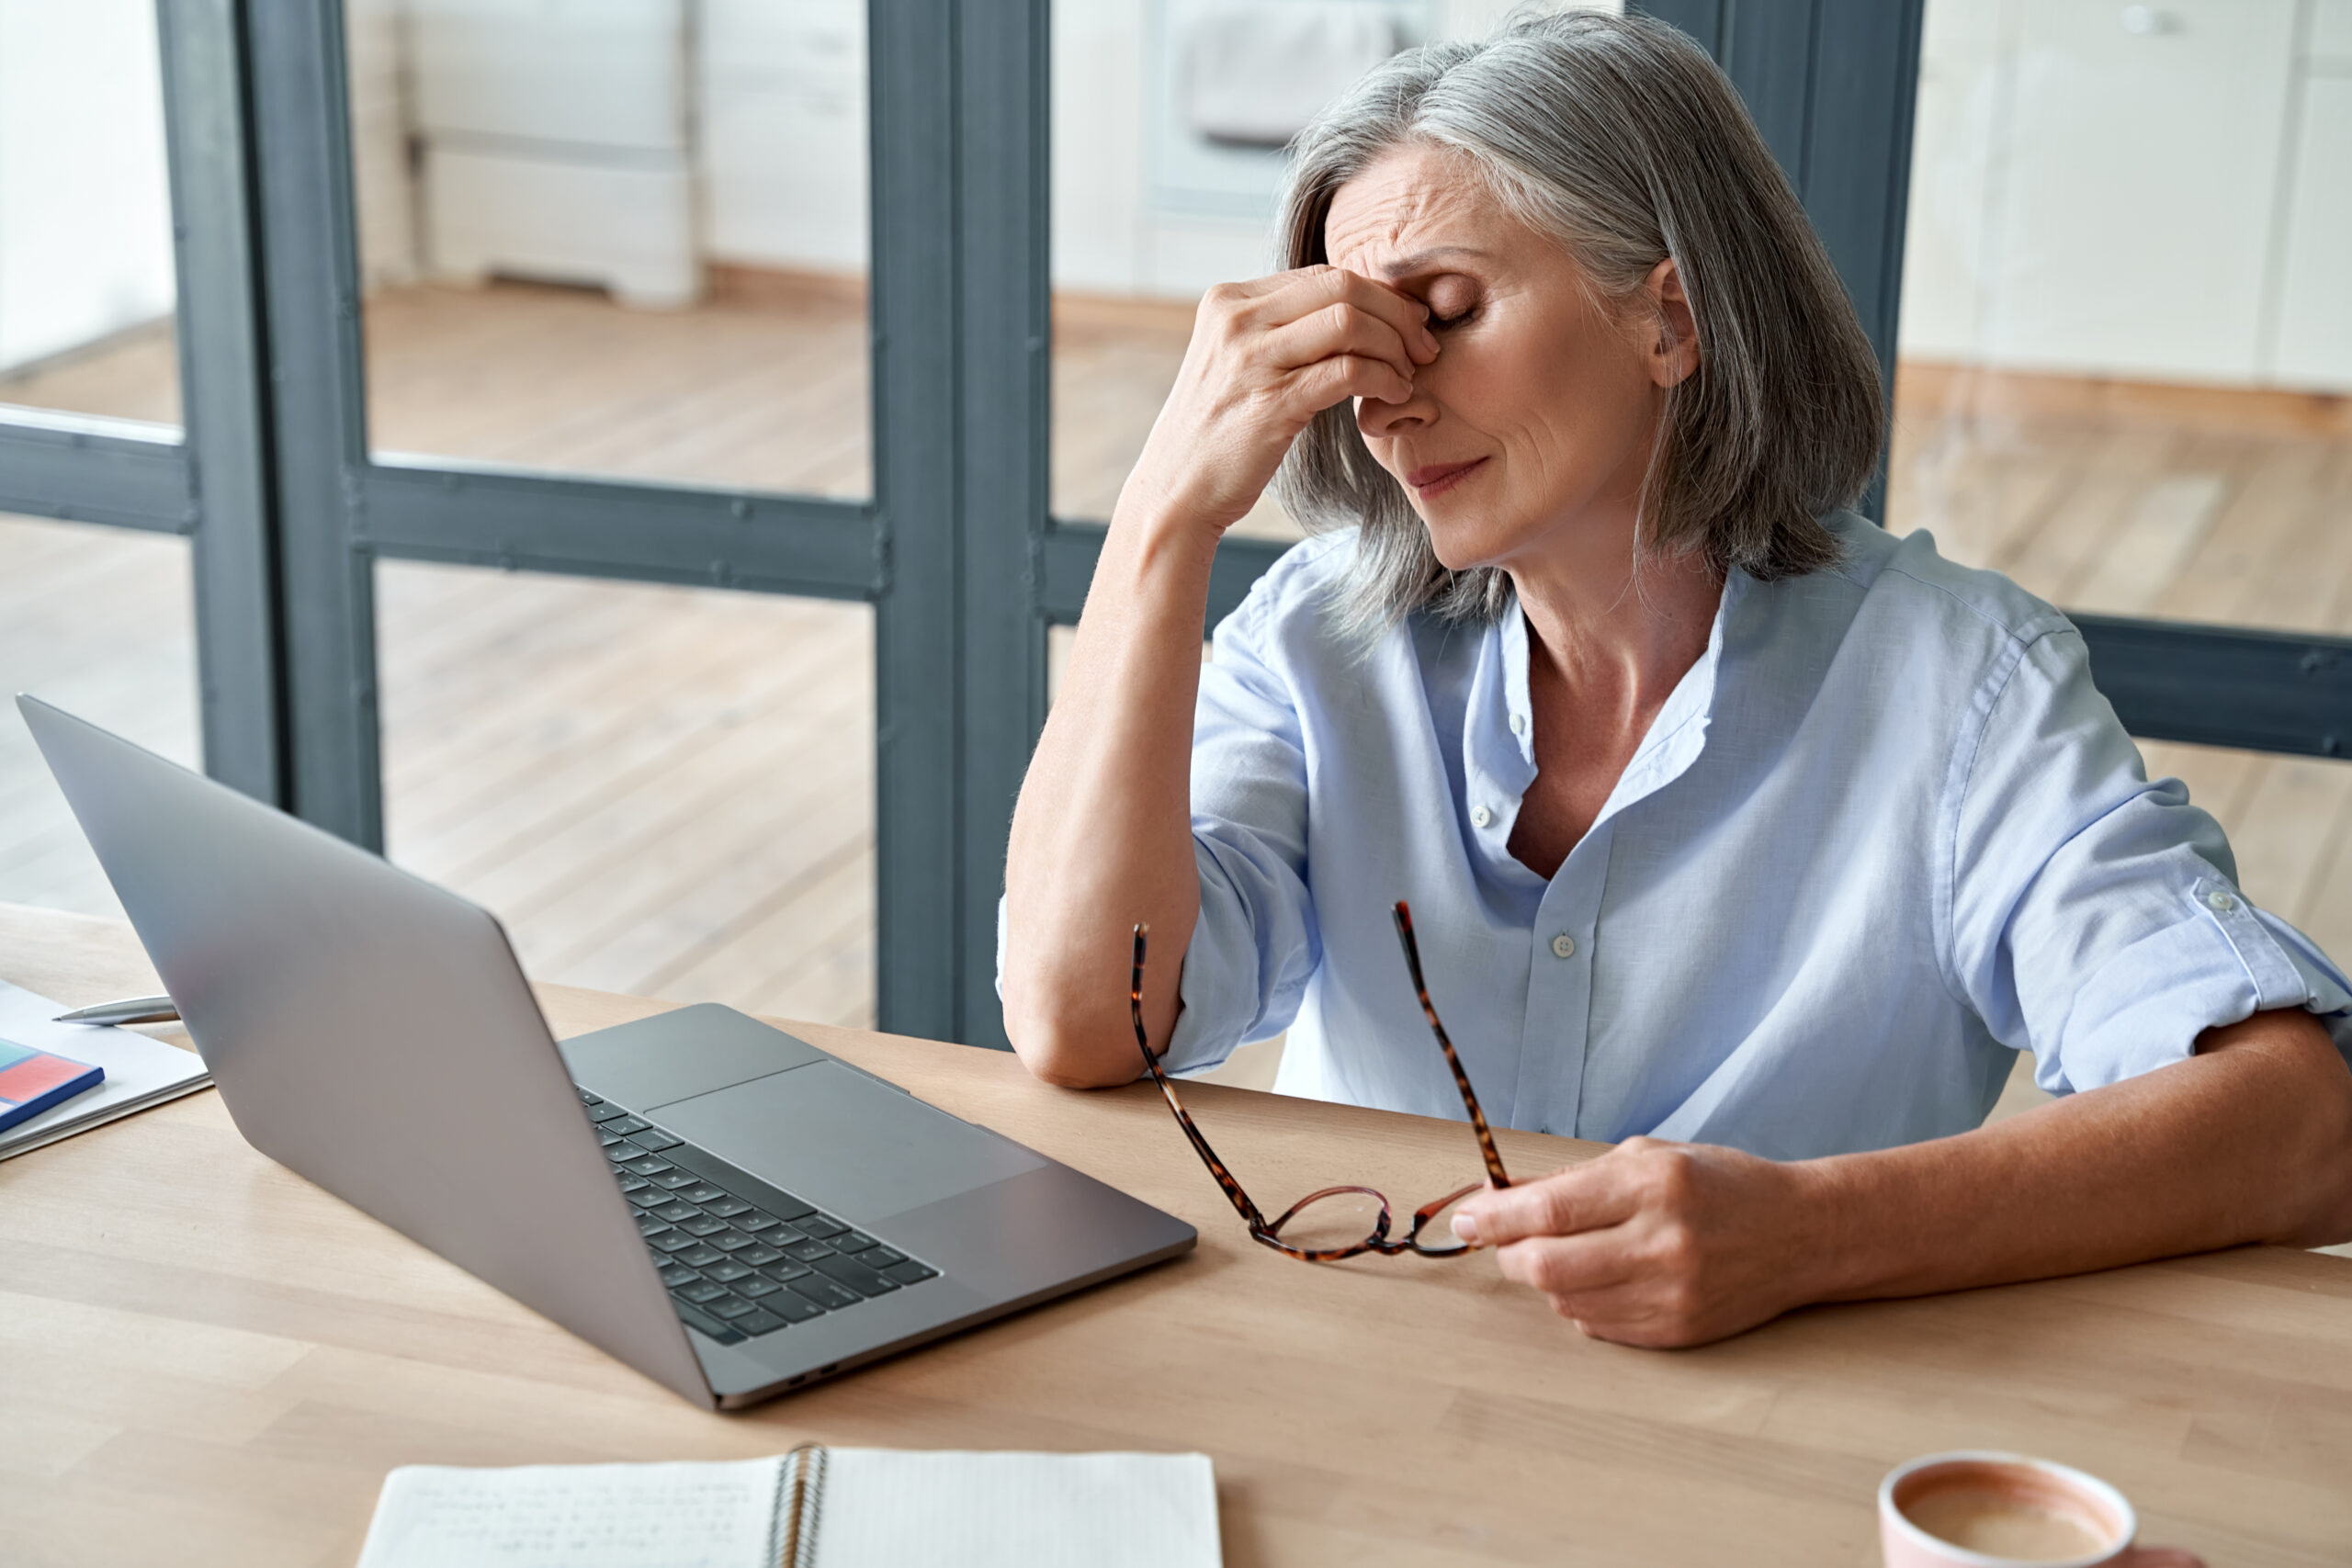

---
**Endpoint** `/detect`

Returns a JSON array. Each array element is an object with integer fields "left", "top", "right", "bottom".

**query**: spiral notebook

[{"left": 352, "top": 1445, "right": 1222, "bottom": 1568}]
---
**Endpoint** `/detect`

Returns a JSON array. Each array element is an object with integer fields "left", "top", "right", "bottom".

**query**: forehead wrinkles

[{"left": 1324, "top": 154, "right": 1488, "bottom": 270}]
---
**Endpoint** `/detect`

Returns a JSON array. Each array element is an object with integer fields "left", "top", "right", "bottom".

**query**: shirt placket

[{"left": 1515, "top": 818, "right": 1611, "bottom": 1135}]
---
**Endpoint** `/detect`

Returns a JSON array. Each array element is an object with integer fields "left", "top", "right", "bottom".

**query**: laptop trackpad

[{"left": 651, "top": 1061, "right": 1046, "bottom": 1225}]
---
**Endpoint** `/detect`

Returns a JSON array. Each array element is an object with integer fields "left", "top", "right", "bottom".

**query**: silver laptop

[{"left": 19, "top": 694, "right": 1193, "bottom": 1410}]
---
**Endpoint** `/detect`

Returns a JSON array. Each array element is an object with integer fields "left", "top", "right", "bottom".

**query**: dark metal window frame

[{"left": 4, "top": 0, "right": 2346, "bottom": 1058}]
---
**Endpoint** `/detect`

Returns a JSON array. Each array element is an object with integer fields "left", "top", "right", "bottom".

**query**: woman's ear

[{"left": 1642, "top": 258, "right": 1701, "bottom": 388}]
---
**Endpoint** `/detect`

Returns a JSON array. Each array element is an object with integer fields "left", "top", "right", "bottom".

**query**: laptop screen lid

[{"left": 17, "top": 694, "right": 713, "bottom": 1408}]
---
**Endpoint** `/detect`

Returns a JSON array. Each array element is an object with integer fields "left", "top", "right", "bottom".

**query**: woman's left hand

[{"left": 1450, "top": 1136, "right": 1827, "bottom": 1348}]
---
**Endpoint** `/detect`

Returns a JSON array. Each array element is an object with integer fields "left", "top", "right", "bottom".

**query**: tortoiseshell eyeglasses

[{"left": 1129, "top": 900, "right": 1513, "bottom": 1261}]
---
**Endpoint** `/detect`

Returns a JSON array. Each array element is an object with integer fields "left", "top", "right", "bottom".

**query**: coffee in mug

[{"left": 1879, "top": 1452, "right": 2133, "bottom": 1567}]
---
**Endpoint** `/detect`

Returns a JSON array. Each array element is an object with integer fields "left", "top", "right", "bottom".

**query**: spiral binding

[{"left": 776, "top": 1442, "right": 828, "bottom": 1568}]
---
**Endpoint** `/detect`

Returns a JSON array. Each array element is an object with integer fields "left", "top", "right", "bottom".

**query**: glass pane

[
  {"left": 0, "top": 0, "right": 181, "bottom": 427},
  {"left": 377, "top": 562, "right": 875, "bottom": 1028},
  {"left": 0, "top": 513, "right": 198, "bottom": 918},
  {"left": 346, "top": 0, "right": 871, "bottom": 497},
  {"left": 1892, "top": 0, "right": 2352, "bottom": 632}
]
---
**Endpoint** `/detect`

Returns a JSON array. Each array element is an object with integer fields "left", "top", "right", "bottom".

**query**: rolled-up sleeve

[
  {"left": 1945, "top": 625, "right": 2352, "bottom": 1095},
  {"left": 1159, "top": 567, "right": 1323, "bottom": 1075}
]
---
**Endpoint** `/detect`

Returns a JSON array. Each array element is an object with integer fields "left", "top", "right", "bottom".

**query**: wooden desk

[{"left": 3, "top": 903, "right": 2347, "bottom": 1567}]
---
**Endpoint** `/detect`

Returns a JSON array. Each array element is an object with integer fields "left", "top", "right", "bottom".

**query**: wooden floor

[{"left": 3, "top": 279, "right": 2350, "bottom": 1049}]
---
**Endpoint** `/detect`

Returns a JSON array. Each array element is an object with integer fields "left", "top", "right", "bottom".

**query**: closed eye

[{"left": 1430, "top": 307, "right": 1476, "bottom": 331}]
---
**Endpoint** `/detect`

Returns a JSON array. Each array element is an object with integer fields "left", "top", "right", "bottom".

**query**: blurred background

[{"left": 2, "top": 0, "right": 2347, "bottom": 1093}]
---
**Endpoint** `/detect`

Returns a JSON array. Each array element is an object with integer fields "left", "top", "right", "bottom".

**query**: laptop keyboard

[{"left": 578, "top": 1088, "right": 939, "bottom": 1345}]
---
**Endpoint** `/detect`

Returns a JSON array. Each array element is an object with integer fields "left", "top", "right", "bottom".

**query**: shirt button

[
  {"left": 1509, "top": 713, "right": 1526, "bottom": 735},
  {"left": 1471, "top": 806, "right": 1494, "bottom": 829},
  {"left": 1551, "top": 933, "right": 1576, "bottom": 959},
  {"left": 2207, "top": 889, "right": 2239, "bottom": 912}
]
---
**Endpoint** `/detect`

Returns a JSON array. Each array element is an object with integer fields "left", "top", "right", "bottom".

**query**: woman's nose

[{"left": 1355, "top": 382, "right": 1433, "bottom": 438}]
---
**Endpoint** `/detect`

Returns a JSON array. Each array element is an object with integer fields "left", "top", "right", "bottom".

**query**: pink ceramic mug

[{"left": 1879, "top": 1452, "right": 2201, "bottom": 1568}]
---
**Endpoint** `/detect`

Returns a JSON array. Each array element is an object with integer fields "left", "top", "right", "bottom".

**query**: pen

[{"left": 52, "top": 995, "right": 180, "bottom": 1026}]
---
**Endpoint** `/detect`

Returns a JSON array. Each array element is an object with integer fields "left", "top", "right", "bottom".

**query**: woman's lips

[{"left": 1406, "top": 457, "right": 1487, "bottom": 497}]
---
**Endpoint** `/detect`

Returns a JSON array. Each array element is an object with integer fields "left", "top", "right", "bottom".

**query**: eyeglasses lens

[
  {"left": 1410, "top": 1186, "right": 1479, "bottom": 1256},
  {"left": 1273, "top": 1189, "right": 1387, "bottom": 1255}
]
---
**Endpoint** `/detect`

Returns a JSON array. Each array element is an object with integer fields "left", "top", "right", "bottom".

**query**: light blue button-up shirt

[{"left": 1146, "top": 511, "right": 2352, "bottom": 1159}]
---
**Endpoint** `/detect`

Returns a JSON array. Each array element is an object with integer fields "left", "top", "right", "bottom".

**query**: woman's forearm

[
  {"left": 1800, "top": 1009, "right": 2352, "bottom": 1304},
  {"left": 1000, "top": 498, "right": 1221, "bottom": 1087},
  {"left": 1001, "top": 269, "right": 1432, "bottom": 1088}
]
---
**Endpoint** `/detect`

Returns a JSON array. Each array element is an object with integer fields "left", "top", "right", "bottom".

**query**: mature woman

[{"left": 998, "top": 12, "right": 2352, "bottom": 1348}]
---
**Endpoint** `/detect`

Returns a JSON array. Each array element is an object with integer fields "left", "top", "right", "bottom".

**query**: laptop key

[
  {"left": 658, "top": 1262, "right": 700, "bottom": 1288},
  {"left": 680, "top": 1216, "right": 730, "bottom": 1238},
  {"left": 735, "top": 1276, "right": 781, "bottom": 1299},
  {"left": 760, "top": 1259, "right": 812, "bottom": 1282},
  {"left": 625, "top": 1187, "right": 665, "bottom": 1209},
  {"left": 734, "top": 1243, "right": 786, "bottom": 1268},
  {"left": 676, "top": 1280, "right": 729, "bottom": 1305},
  {"left": 579, "top": 1089, "right": 605, "bottom": 1105},
  {"left": 862, "top": 1246, "right": 906, "bottom": 1268},
  {"left": 617, "top": 1175, "right": 651, "bottom": 1193},
  {"left": 881, "top": 1259, "right": 940, "bottom": 1285},
  {"left": 605, "top": 1115, "right": 650, "bottom": 1136},
  {"left": 619, "top": 1156, "right": 671, "bottom": 1177},
  {"left": 649, "top": 1170, "right": 699, "bottom": 1190},
  {"left": 786, "top": 1276, "right": 862, "bottom": 1312},
  {"left": 733, "top": 1308, "right": 787, "bottom": 1336},
  {"left": 701, "top": 1198, "right": 752, "bottom": 1218},
  {"left": 781, "top": 1237, "right": 836, "bottom": 1264},
  {"left": 735, "top": 1213, "right": 783, "bottom": 1234},
  {"left": 651, "top": 1201, "right": 699, "bottom": 1223},
  {"left": 797, "top": 1214, "right": 847, "bottom": 1240},
  {"left": 675, "top": 1244, "right": 725, "bottom": 1268},
  {"left": 588, "top": 1101, "right": 628, "bottom": 1122},
  {"left": 648, "top": 1230, "right": 697, "bottom": 1254},
  {"left": 634, "top": 1213, "right": 674, "bottom": 1236},
  {"left": 809, "top": 1252, "right": 898, "bottom": 1297},
  {"left": 707, "top": 1233, "right": 755, "bottom": 1253},
  {"left": 679, "top": 1184, "right": 727, "bottom": 1205},
  {"left": 765, "top": 1291, "right": 824, "bottom": 1323},
  {"left": 702, "top": 1260, "right": 754, "bottom": 1283},
  {"left": 670, "top": 1298, "right": 743, "bottom": 1343},
  {"left": 833, "top": 1231, "right": 879, "bottom": 1254},
  {"left": 707, "top": 1295, "right": 759, "bottom": 1321},
  {"left": 630, "top": 1130, "right": 683, "bottom": 1152},
  {"left": 762, "top": 1190, "right": 820, "bottom": 1223}
]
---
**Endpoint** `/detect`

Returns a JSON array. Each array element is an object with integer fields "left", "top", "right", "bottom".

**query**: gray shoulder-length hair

[{"left": 1273, "top": 10, "right": 1885, "bottom": 632}]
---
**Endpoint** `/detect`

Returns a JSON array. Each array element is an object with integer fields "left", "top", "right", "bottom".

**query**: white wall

[
  {"left": 700, "top": 0, "right": 868, "bottom": 274},
  {"left": 348, "top": 0, "right": 422, "bottom": 288},
  {"left": 1898, "top": 0, "right": 2352, "bottom": 391},
  {"left": 0, "top": 0, "right": 176, "bottom": 374}
]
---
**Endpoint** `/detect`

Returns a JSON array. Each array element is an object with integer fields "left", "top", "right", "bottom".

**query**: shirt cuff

[
  {"left": 2041, "top": 874, "right": 2352, "bottom": 1093},
  {"left": 1161, "top": 897, "right": 1246, "bottom": 1077}
]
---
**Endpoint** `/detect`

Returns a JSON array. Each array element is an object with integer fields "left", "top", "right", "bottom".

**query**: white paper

[
  {"left": 0, "top": 980, "right": 211, "bottom": 1160},
  {"left": 354, "top": 1459, "right": 786, "bottom": 1568},
  {"left": 812, "top": 1450, "right": 1221, "bottom": 1568}
]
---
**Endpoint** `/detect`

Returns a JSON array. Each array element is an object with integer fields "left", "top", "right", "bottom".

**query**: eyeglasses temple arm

[
  {"left": 1131, "top": 925, "right": 1270, "bottom": 1229},
  {"left": 1392, "top": 902, "right": 1512, "bottom": 1190}
]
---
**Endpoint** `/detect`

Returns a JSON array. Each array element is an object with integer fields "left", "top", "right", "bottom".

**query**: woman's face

[{"left": 1323, "top": 145, "right": 1692, "bottom": 575}]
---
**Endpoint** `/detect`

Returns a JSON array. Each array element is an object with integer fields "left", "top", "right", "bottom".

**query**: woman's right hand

[{"left": 1118, "top": 265, "right": 1441, "bottom": 535}]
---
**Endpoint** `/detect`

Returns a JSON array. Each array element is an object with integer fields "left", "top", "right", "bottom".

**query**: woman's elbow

[
  {"left": 1001, "top": 991, "right": 1139, "bottom": 1090},
  {"left": 2256, "top": 1017, "right": 2352, "bottom": 1247},
  {"left": 2296, "top": 1051, "right": 2352, "bottom": 1247}
]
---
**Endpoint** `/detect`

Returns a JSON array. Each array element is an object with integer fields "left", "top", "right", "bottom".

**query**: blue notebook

[{"left": 0, "top": 1037, "right": 106, "bottom": 1134}]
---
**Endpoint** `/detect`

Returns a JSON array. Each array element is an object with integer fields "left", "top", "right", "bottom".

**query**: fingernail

[
  {"left": 1451, "top": 1212, "right": 1479, "bottom": 1243},
  {"left": 1419, "top": 330, "right": 1440, "bottom": 356}
]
